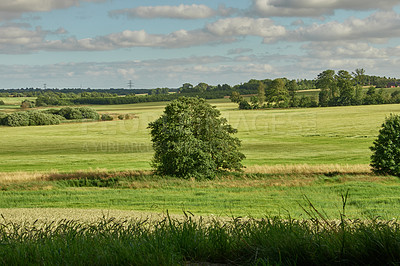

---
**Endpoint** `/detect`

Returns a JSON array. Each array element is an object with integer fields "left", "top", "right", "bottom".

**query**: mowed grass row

[{"left": 1, "top": 99, "right": 400, "bottom": 172}]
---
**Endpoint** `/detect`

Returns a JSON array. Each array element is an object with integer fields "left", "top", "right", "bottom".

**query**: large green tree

[
  {"left": 336, "top": 70, "right": 354, "bottom": 106},
  {"left": 148, "top": 97, "right": 245, "bottom": 179},
  {"left": 317, "top": 70, "right": 337, "bottom": 106},
  {"left": 266, "top": 78, "right": 288, "bottom": 104},
  {"left": 370, "top": 114, "right": 400, "bottom": 177}
]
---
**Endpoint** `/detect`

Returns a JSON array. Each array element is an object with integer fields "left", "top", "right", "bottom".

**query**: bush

[
  {"left": 27, "top": 111, "right": 61, "bottom": 126},
  {"left": 2, "top": 112, "right": 30, "bottom": 127},
  {"left": 2, "top": 111, "right": 62, "bottom": 127},
  {"left": 148, "top": 97, "right": 245, "bottom": 179},
  {"left": 78, "top": 107, "right": 100, "bottom": 120},
  {"left": 58, "top": 107, "right": 83, "bottom": 120},
  {"left": 238, "top": 100, "right": 252, "bottom": 110},
  {"left": 44, "top": 107, "right": 99, "bottom": 120},
  {"left": 101, "top": 114, "right": 113, "bottom": 121},
  {"left": 0, "top": 100, "right": 5, "bottom": 105},
  {"left": 118, "top": 114, "right": 124, "bottom": 120},
  {"left": 21, "top": 100, "right": 35, "bottom": 109},
  {"left": 370, "top": 114, "right": 400, "bottom": 176}
]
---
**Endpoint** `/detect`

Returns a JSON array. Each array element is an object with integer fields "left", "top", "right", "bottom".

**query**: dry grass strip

[{"left": 245, "top": 164, "right": 371, "bottom": 175}]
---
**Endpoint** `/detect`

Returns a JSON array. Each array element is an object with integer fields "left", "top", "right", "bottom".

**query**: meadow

[
  {"left": 1, "top": 98, "right": 398, "bottom": 172},
  {"left": 2, "top": 97, "right": 400, "bottom": 264},
  {"left": 1, "top": 98, "right": 400, "bottom": 219}
]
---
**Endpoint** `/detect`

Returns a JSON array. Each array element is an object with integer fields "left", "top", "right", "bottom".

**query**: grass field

[
  {"left": 1, "top": 99, "right": 400, "bottom": 219},
  {"left": 0, "top": 170, "right": 398, "bottom": 220},
  {"left": 1, "top": 99, "right": 399, "bottom": 172}
]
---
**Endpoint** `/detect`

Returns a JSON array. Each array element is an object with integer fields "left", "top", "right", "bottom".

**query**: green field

[
  {"left": 0, "top": 97, "right": 35, "bottom": 112},
  {"left": 0, "top": 174, "right": 400, "bottom": 219},
  {"left": 1, "top": 99, "right": 399, "bottom": 172},
  {"left": 1, "top": 99, "right": 400, "bottom": 221}
]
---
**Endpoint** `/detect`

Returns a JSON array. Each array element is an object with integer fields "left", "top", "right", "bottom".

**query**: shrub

[
  {"left": 148, "top": 97, "right": 245, "bottom": 179},
  {"left": 101, "top": 114, "right": 113, "bottom": 121},
  {"left": 0, "top": 100, "right": 5, "bottom": 105},
  {"left": 58, "top": 107, "right": 83, "bottom": 120},
  {"left": 27, "top": 111, "right": 61, "bottom": 126},
  {"left": 238, "top": 100, "right": 252, "bottom": 110},
  {"left": 78, "top": 107, "right": 100, "bottom": 120},
  {"left": 44, "top": 107, "right": 99, "bottom": 120},
  {"left": 370, "top": 114, "right": 400, "bottom": 176},
  {"left": 20, "top": 100, "right": 35, "bottom": 109},
  {"left": 2, "top": 112, "right": 30, "bottom": 127},
  {"left": 118, "top": 114, "right": 125, "bottom": 120},
  {"left": 1, "top": 111, "right": 62, "bottom": 127},
  {"left": 0, "top": 112, "right": 7, "bottom": 125}
]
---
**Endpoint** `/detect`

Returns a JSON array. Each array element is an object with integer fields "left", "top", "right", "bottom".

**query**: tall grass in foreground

[{"left": 0, "top": 212, "right": 400, "bottom": 265}]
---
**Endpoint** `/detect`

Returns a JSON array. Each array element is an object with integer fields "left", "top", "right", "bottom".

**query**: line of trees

[
  {"left": 231, "top": 69, "right": 400, "bottom": 109},
  {"left": 1, "top": 69, "right": 399, "bottom": 108}
]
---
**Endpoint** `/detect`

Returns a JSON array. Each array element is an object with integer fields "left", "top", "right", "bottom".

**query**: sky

[{"left": 1, "top": 0, "right": 400, "bottom": 89}]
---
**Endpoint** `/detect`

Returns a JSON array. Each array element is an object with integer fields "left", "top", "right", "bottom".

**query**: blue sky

[{"left": 1, "top": 0, "right": 400, "bottom": 89}]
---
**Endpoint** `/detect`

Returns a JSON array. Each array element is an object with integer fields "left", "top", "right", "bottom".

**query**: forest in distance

[{"left": 0, "top": 68, "right": 399, "bottom": 106}]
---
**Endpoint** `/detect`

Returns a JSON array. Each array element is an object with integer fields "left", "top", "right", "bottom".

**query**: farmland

[
  {"left": 1, "top": 98, "right": 398, "bottom": 172},
  {"left": 1, "top": 98, "right": 400, "bottom": 219},
  {"left": 2, "top": 97, "right": 400, "bottom": 264}
]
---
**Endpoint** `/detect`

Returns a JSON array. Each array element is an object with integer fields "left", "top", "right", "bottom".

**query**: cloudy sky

[{"left": 1, "top": 0, "right": 400, "bottom": 89}]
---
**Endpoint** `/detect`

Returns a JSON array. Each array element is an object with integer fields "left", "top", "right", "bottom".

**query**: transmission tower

[{"left": 128, "top": 80, "right": 134, "bottom": 90}]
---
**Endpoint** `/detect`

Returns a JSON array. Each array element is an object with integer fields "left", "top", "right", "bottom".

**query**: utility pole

[{"left": 128, "top": 80, "right": 133, "bottom": 90}]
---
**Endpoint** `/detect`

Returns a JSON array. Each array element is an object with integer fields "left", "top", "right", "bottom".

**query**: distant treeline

[
  {"left": 1, "top": 69, "right": 399, "bottom": 107},
  {"left": 231, "top": 69, "right": 400, "bottom": 109}
]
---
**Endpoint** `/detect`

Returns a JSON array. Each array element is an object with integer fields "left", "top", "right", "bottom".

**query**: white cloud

[
  {"left": 304, "top": 42, "right": 388, "bottom": 59},
  {"left": 252, "top": 0, "right": 399, "bottom": 17},
  {"left": 0, "top": 0, "right": 106, "bottom": 21},
  {"left": 206, "top": 17, "right": 287, "bottom": 43},
  {"left": 227, "top": 48, "right": 253, "bottom": 55},
  {"left": 109, "top": 4, "right": 235, "bottom": 19},
  {"left": 0, "top": 10, "right": 399, "bottom": 54},
  {"left": 290, "top": 11, "right": 400, "bottom": 42}
]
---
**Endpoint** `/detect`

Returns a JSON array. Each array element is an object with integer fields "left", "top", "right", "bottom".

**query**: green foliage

[
  {"left": 101, "top": 114, "right": 114, "bottom": 121},
  {"left": 2, "top": 112, "right": 30, "bottom": 127},
  {"left": 46, "top": 106, "right": 99, "bottom": 120},
  {"left": 0, "top": 107, "right": 99, "bottom": 127},
  {"left": 27, "top": 111, "right": 62, "bottom": 126},
  {"left": 238, "top": 100, "right": 252, "bottom": 110},
  {"left": 59, "top": 107, "right": 83, "bottom": 119},
  {"left": 0, "top": 100, "right": 5, "bottom": 105},
  {"left": 266, "top": 78, "right": 288, "bottom": 103},
  {"left": 1, "top": 111, "right": 61, "bottom": 127},
  {"left": 20, "top": 99, "right": 35, "bottom": 109},
  {"left": 370, "top": 114, "right": 400, "bottom": 176},
  {"left": 77, "top": 107, "right": 100, "bottom": 120},
  {"left": 148, "top": 97, "right": 245, "bottom": 179},
  {"left": 229, "top": 91, "right": 243, "bottom": 103},
  {"left": 257, "top": 81, "right": 266, "bottom": 105}
]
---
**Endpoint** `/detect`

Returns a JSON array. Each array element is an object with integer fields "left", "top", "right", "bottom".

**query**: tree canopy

[
  {"left": 370, "top": 114, "right": 400, "bottom": 177},
  {"left": 148, "top": 97, "right": 245, "bottom": 179}
]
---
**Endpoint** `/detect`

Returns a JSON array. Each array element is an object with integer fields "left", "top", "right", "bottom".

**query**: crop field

[
  {"left": 2, "top": 98, "right": 400, "bottom": 264},
  {"left": 1, "top": 99, "right": 400, "bottom": 172},
  {"left": 0, "top": 99, "right": 400, "bottom": 219}
]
